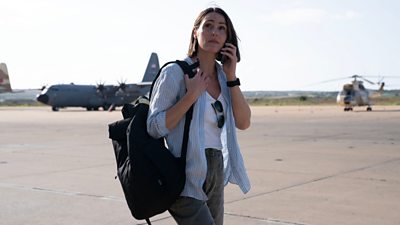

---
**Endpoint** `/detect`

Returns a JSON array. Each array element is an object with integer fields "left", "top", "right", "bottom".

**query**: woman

[{"left": 147, "top": 7, "right": 251, "bottom": 225}]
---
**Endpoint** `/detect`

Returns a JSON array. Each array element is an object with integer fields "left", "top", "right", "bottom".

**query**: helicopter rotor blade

[
  {"left": 351, "top": 74, "right": 361, "bottom": 79},
  {"left": 311, "top": 76, "right": 351, "bottom": 85},
  {"left": 310, "top": 74, "right": 400, "bottom": 90},
  {"left": 360, "top": 77, "right": 375, "bottom": 85}
]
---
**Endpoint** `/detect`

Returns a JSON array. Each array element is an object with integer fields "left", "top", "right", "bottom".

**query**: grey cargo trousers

[{"left": 169, "top": 148, "right": 224, "bottom": 225}]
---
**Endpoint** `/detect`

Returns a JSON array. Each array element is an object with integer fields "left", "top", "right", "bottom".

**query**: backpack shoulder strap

[
  {"left": 148, "top": 61, "right": 176, "bottom": 100},
  {"left": 174, "top": 60, "right": 199, "bottom": 79},
  {"left": 149, "top": 60, "right": 199, "bottom": 99},
  {"left": 173, "top": 60, "right": 199, "bottom": 160},
  {"left": 148, "top": 60, "right": 199, "bottom": 161}
]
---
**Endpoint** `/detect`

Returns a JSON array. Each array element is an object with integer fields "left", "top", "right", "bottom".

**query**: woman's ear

[{"left": 193, "top": 30, "right": 198, "bottom": 40}]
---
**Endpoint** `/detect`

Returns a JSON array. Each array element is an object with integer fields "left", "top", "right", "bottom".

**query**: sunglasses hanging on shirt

[{"left": 211, "top": 100, "right": 225, "bottom": 128}]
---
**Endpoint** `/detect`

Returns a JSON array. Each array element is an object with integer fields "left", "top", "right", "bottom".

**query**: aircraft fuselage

[
  {"left": 36, "top": 84, "right": 148, "bottom": 111},
  {"left": 35, "top": 52, "right": 159, "bottom": 111}
]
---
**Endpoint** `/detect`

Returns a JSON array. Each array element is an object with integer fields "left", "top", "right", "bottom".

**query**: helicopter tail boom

[{"left": 368, "top": 82, "right": 385, "bottom": 98}]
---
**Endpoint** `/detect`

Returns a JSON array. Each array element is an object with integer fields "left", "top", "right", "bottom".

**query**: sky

[{"left": 1, "top": 0, "right": 400, "bottom": 91}]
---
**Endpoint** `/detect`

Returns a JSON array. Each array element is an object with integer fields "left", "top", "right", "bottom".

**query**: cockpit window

[{"left": 49, "top": 87, "right": 59, "bottom": 91}]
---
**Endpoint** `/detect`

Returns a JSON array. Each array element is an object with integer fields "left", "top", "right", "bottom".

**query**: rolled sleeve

[
  {"left": 147, "top": 64, "right": 184, "bottom": 139},
  {"left": 148, "top": 110, "right": 169, "bottom": 138}
]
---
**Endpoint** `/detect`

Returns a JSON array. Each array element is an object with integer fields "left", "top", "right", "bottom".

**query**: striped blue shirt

[{"left": 147, "top": 57, "right": 251, "bottom": 201}]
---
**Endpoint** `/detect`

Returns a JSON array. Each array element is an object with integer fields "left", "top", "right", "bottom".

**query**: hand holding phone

[
  {"left": 218, "top": 43, "right": 239, "bottom": 64},
  {"left": 217, "top": 42, "right": 229, "bottom": 64},
  {"left": 221, "top": 54, "right": 227, "bottom": 64},
  {"left": 219, "top": 43, "right": 238, "bottom": 79}
]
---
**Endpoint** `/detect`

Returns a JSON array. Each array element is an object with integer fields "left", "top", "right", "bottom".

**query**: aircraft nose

[
  {"left": 344, "top": 95, "right": 352, "bottom": 104},
  {"left": 36, "top": 94, "right": 49, "bottom": 104}
]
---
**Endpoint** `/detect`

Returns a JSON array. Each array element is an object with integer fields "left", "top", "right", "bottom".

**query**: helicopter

[{"left": 336, "top": 75, "right": 384, "bottom": 111}]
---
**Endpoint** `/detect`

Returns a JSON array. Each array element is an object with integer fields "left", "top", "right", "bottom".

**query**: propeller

[
  {"left": 118, "top": 79, "right": 127, "bottom": 92},
  {"left": 96, "top": 81, "right": 106, "bottom": 93}
]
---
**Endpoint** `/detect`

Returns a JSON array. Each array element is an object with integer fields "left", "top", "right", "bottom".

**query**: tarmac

[{"left": 1, "top": 105, "right": 399, "bottom": 225}]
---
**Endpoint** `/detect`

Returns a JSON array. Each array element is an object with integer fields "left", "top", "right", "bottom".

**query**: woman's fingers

[
  {"left": 220, "top": 43, "right": 237, "bottom": 61},
  {"left": 185, "top": 69, "right": 208, "bottom": 98}
]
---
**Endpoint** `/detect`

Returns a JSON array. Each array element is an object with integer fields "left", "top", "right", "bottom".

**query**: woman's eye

[{"left": 204, "top": 23, "right": 212, "bottom": 28}]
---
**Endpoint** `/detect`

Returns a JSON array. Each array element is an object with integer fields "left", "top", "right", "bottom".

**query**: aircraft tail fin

[
  {"left": 141, "top": 52, "right": 160, "bottom": 82},
  {"left": 0, "top": 63, "right": 12, "bottom": 93},
  {"left": 378, "top": 82, "right": 385, "bottom": 92}
]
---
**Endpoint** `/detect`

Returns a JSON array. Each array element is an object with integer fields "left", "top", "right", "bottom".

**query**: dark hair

[{"left": 187, "top": 7, "right": 241, "bottom": 63}]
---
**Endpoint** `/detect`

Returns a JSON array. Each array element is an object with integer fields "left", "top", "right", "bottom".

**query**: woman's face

[{"left": 195, "top": 12, "right": 227, "bottom": 55}]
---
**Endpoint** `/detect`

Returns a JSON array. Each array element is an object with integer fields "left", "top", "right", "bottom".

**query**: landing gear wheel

[
  {"left": 103, "top": 105, "right": 111, "bottom": 111},
  {"left": 52, "top": 106, "right": 59, "bottom": 112},
  {"left": 367, "top": 107, "right": 372, "bottom": 111}
]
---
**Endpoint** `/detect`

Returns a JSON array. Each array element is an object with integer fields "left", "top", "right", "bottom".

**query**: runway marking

[
  {"left": 0, "top": 163, "right": 114, "bottom": 180},
  {"left": 2, "top": 157, "right": 398, "bottom": 225},
  {"left": 134, "top": 213, "right": 310, "bottom": 225},
  {"left": 227, "top": 157, "right": 400, "bottom": 204},
  {"left": 0, "top": 182, "right": 124, "bottom": 202},
  {"left": 2, "top": 181, "right": 310, "bottom": 225},
  {"left": 225, "top": 212, "right": 309, "bottom": 225},
  {"left": 1, "top": 182, "right": 310, "bottom": 225}
]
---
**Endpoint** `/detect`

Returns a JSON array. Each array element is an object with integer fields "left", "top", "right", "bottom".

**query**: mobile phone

[
  {"left": 220, "top": 54, "right": 227, "bottom": 64},
  {"left": 217, "top": 43, "right": 227, "bottom": 64}
]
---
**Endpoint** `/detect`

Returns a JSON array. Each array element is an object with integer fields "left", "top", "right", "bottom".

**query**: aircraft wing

[{"left": 136, "top": 82, "right": 152, "bottom": 86}]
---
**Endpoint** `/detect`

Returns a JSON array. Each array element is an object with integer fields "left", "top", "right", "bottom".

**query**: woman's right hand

[
  {"left": 184, "top": 68, "right": 209, "bottom": 102},
  {"left": 165, "top": 69, "right": 209, "bottom": 130}
]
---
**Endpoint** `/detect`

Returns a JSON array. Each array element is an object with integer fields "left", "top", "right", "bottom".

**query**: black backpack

[{"left": 108, "top": 60, "right": 199, "bottom": 225}]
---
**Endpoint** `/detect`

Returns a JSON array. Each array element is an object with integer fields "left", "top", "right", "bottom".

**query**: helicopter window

[
  {"left": 344, "top": 89, "right": 353, "bottom": 95},
  {"left": 359, "top": 84, "right": 365, "bottom": 90}
]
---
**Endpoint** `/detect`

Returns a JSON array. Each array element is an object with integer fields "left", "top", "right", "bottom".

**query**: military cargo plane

[{"left": 36, "top": 53, "right": 159, "bottom": 111}]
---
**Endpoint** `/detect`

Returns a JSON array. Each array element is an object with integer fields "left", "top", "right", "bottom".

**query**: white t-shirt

[{"left": 204, "top": 91, "right": 226, "bottom": 150}]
